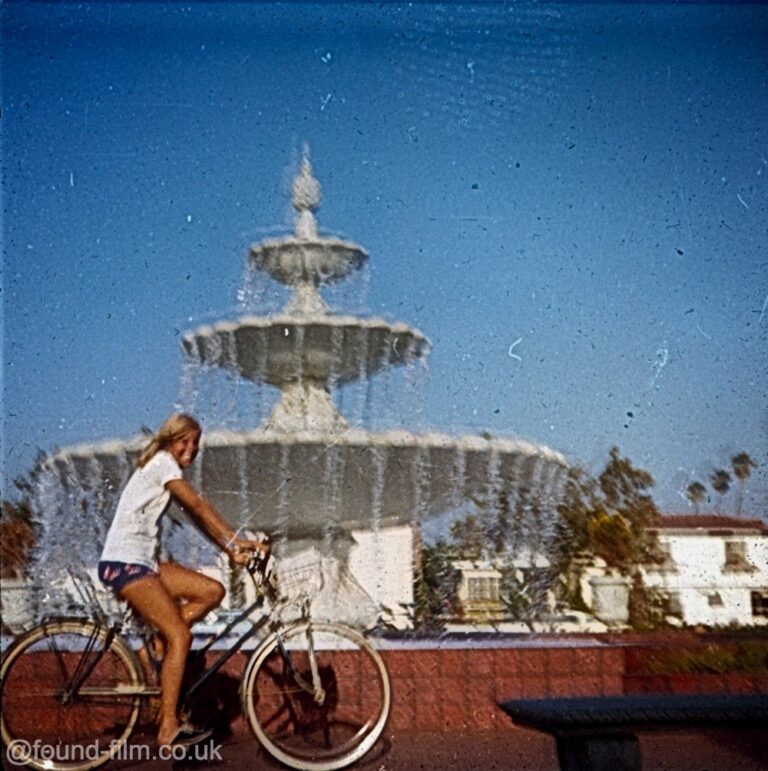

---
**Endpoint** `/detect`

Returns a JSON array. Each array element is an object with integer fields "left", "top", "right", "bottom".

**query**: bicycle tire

[
  {"left": 1, "top": 618, "right": 143, "bottom": 771},
  {"left": 242, "top": 621, "right": 390, "bottom": 771}
]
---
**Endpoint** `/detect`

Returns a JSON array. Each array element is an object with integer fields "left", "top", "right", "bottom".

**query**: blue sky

[{"left": 3, "top": 1, "right": 767, "bottom": 518}]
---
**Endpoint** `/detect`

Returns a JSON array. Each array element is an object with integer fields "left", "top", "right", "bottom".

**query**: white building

[{"left": 643, "top": 515, "right": 768, "bottom": 627}]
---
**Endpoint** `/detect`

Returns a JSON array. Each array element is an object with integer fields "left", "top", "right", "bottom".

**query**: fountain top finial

[
  {"left": 292, "top": 148, "right": 321, "bottom": 240},
  {"left": 292, "top": 150, "right": 321, "bottom": 213}
]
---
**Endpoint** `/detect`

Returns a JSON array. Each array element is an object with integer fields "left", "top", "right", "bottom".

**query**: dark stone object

[{"left": 500, "top": 693, "right": 768, "bottom": 771}]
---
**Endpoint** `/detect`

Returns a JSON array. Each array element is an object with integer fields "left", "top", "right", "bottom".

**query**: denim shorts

[{"left": 98, "top": 561, "right": 157, "bottom": 593}]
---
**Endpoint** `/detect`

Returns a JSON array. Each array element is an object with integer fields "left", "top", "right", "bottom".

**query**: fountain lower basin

[{"left": 46, "top": 429, "right": 568, "bottom": 533}]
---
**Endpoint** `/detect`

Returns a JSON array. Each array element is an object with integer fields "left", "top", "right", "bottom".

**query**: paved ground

[
  {"left": 6, "top": 714, "right": 768, "bottom": 770},
  {"left": 92, "top": 724, "right": 768, "bottom": 770}
]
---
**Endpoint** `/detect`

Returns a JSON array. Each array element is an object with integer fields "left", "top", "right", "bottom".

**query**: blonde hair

[{"left": 137, "top": 413, "right": 202, "bottom": 468}]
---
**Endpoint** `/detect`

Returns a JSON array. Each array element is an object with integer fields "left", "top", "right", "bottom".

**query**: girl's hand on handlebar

[{"left": 229, "top": 536, "right": 270, "bottom": 566}]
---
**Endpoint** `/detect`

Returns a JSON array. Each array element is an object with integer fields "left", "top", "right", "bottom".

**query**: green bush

[{"left": 646, "top": 642, "right": 768, "bottom": 675}]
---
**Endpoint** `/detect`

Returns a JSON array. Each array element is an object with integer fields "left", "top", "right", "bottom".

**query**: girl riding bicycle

[{"left": 98, "top": 413, "right": 268, "bottom": 749}]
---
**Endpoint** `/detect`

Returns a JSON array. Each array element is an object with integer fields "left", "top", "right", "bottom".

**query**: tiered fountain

[{"left": 31, "top": 154, "right": 568, "bottom": 627}]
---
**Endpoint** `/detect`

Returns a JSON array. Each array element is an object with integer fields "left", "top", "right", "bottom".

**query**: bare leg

[
  {"left": 120, "top": 564, "right": 226, "bottom": 745},
  {"left": 139, "top": 563, "right": 226, "bottom": 666},
  {"left": 120, "top": 576, "right": 192, "bottom": 746},
  {"left": 157, "top": 561, "right": 226, "bottom": 627}
]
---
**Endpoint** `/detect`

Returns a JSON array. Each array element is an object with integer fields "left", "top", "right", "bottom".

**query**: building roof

[{"left": 652, "top": 514, "right": 768, "bottom": 535}]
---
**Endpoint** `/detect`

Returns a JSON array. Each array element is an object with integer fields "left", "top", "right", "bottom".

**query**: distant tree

[
  {"left": 449, "top": 514, "right": 489, "bottom": 560},
  {"left": 587, "top": 509, "right": 634, "bottom": 570},
  {"left": 419, "top": 448, "right": 663, "bottom": 629},
  {"left": 1, "top": 500, "right": 37, "bottom": 579},
  {"left": 554, "top": 447, "right": 662, "bottom": 628},
  {"left": 554, "top": 467, "right": 597, "bottom": 557},
  {"left": 710, "top": 468, "right": 732, "bottom": 510},
  {"left": 551, "top": 467, "right": 597, "bottom": 610},
  {"left": 412, "top": 540, "right": 459, "bottom": 631},
  {"left": 1, "top": 451, "right": 51, "bottom": 580},
  {"left": 731, "top": 453, "right": 757, "bottom": 517},
  {"left": 597, "top": 447, "right": 660, "bottom": 551},
  {"left": 450, "top": 490, "right": 516, "bottom": 560},
  {"left": 448, "top": 490, "right": 548, "bottom": 625},
  {"left": 498, "top": 567, "right": 535, "bottom": 626},
  {"left": 685, "top": 481, "right": 707, "bottom": 514}
]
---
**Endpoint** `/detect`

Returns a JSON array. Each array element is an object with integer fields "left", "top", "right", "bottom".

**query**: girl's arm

[{"left": 166, "top": 479, "right": 269, "bottom": 563}]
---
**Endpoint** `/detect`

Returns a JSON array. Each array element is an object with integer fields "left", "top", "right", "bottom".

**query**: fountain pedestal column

[{"left": 266, "top": 381, "right": 348, "bottom": 433}]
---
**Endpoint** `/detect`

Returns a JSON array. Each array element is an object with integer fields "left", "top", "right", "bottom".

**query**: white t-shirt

[{"left": 100, "top": 450, "right": 183, "bottom": 570}]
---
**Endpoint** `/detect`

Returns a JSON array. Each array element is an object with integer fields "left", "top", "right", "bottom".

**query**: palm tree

[
  {"left": 685, "top": 481, "right": 707, "bottom": 514},
  {"left": 710, "top": 469, "right": 732, "bottom": 511},
  {"left": 731, "top": 452, "right": 757, "bottom": 517}
]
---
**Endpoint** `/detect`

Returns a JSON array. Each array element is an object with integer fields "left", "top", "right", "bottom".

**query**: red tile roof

[{"left": 652, "top": 514, "right": 768, "bottom": 534}]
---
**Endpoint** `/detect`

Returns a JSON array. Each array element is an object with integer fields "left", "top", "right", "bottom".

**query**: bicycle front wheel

[
  {"left": 1, "top": 619, "right": 143, "bottom": 771},
  {"left": 242, "top": 621, "right": 390, "bottom": 771}
]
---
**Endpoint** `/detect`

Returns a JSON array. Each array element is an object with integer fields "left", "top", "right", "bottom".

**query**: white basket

[{"left": 275, "top": 549, "right": 323, "bottom": 599}]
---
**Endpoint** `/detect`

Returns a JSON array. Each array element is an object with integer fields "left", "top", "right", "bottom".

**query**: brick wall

[
  {"left": 9, "top": 632, "right": 768, "bottom": 736},
  {"left": 379, "top": 641, "right": 625, "bottom": 731}
]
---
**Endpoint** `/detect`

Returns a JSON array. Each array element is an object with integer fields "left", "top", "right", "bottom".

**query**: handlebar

[{"left": 246, "top": 550, "right": 273, "bottom": 577}]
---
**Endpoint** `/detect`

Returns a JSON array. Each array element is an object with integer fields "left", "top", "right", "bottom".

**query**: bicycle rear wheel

[
  {"left": 242, "top": 621, "right": 390, "bottom": 771},
  {"left": 1, "top": 619, "right": 143, "bottom": 771}
]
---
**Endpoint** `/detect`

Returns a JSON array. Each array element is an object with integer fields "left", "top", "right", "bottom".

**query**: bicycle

[{"left": 0, "top": 554, "right": 391, "bottom": 771}]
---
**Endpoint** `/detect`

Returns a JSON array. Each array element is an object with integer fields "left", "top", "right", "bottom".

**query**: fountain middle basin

[{"left": 182, "top": 314, "right": 430, "bottom": 386}]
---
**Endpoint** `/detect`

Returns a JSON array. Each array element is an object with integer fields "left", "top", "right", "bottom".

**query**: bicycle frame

[
  {"left": 3, "top": 566, "right": 390, "bottom": 771},
  {"left": 181, "top": 567, "right": 322, "bottom": 707},
  {"left": 60, "top": 624, "right": 122, "bottom": 705},
  {"left": 180, "top": 591, "right": 273, "bottom": 704},
  {"left": 55, "top": 563, "right": 322, "bottom": 709}
]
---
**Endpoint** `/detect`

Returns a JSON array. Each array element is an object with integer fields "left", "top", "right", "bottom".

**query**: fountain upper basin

[{"left": 250, "top": 237, "right": 367, "bottom": 286}]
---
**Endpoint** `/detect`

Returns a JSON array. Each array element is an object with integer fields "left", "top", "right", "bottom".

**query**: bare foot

[
  {"left": 157, "top": 721, "right": 181, "bottom": 748},
  {"left": 158, "top": 722, "right": 212, "bottom": 748}
]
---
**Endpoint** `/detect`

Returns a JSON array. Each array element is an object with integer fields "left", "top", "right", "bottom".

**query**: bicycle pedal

[{"left": 168, "top": 724, "right": 213, "bottom": 749}]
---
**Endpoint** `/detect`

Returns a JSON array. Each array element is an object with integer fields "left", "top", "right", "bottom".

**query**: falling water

[
  {"left": 348, "top": 326, "right": 366, "bottom": 427},
  {"left": 375, "top": 348, "right": 393, "bottom": 427},
  {"left": 177, "top": 350, "right": 202, "bottom": 414},
  {"left": 223, "top": 330, "right": 240, "bottom": 428},
  {"left": 237, "top": 257, "right": 263, "bottom": 313},
  {"left": 323, "top": 259, "right": 370, "bottom": 316},
  {"left": 206, "top": 334, "right": 225, "bottom": 427},
  {"left": 371, "top": 342, "right": 393, "bottom": 429},
  {"left": 293, "top": 325, "right": 305, "bottom": 423},
  {"left": 404, "top": 341, "right": 430, "bottom": 428},
  {"left": 322, "top": 440, "right": 344, "bottom": 535},
  {"left": 412, "top": 445, "right": 430, "bottom": 530},
  {"left": 31, "top": 462, "right": 70, "bottom": 617},
  {"left": 274, "top": 444, "right": 292, "bottom": 555},
  {"left": 453, "top": 445, "right": 468, "bottom": 511},
  {"left": 369, "top": 445, "right": 388, "bottom": 598},
  {"left": 84, "top": 458, "right": 110, "bottom": 566},
  {"left": 187, "top": 445, "right": 205, "bottom": 565},
  {"left": 485, "top": 448, "right": 502, "bottom": 514},
  {"left": 255, "top": 326, "right": 269, "bottom": 422}
]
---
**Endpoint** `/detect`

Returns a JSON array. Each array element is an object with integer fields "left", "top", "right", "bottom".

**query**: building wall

[{"left": 643, "top": 532, "right": 768, "bottom": 627}]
